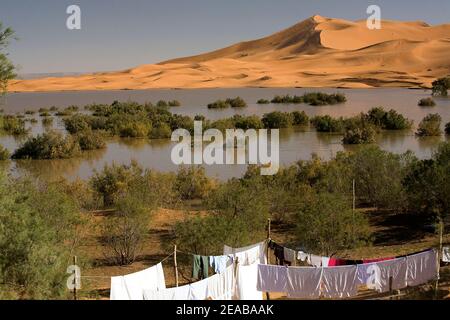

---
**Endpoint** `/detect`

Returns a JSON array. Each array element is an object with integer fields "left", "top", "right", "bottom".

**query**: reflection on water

[{"left": 1, "top": 88, "right": 450, "bottom": 180}]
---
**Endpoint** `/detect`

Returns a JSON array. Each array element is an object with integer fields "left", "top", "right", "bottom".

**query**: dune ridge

[{"left": 9, "top": 15, "right": 450, "bottom": 92}]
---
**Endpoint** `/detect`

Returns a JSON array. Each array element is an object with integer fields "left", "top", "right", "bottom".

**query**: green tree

[
  {"left": 416, "top": 114, "right": 442, "bottom": 136},
  {"left": 432, "top": 77, "right": 450, "bottom": 96},
  {"left": 295, "top": 192, "right": 371, "bottom": 256},
  {"left": 0, "top": 22, "right": 16, "bottom": 96}
]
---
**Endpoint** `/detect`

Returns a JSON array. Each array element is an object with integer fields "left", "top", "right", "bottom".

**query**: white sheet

[
  {"left": 122, "top": 263, "right": 166, "bottom": 300},
  {"left": 357, "top": 257, "right": 407, "bottom": 293},
  {"left": 207, "top": 264, "right": 235, "bottom": 300},
  {"left": 234, "top": 263, "right": 263, "bottom": 300},
  {"left": 322, "top": 265, "right": 358, "bottom": 298},
  {"left": 257, "top": 264, "right": 288, "bottom": 293},
  {"left": 224, "top": 241, "right": 267, "bottom": 266},
  {"left": 286, "top": 267, "right": 323, "bottom": 299},
  {"left": 406, "top": 250, "right": 438, "bottom": 287},
  {"left": 110, "top": 276, "right": 130, "bottom": 300}
]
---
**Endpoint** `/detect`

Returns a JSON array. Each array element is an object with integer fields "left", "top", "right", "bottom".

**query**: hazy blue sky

[{"left": 1, "top": 0, "right": 449, "bottom": 74}]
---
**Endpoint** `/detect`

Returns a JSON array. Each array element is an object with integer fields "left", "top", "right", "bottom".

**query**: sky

[{"left": 1, "top": 0, "right": 449, "bottom": 74}]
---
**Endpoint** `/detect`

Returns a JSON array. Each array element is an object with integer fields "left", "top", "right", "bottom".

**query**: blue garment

[{"left": 209, "top": 255, "right": 230, "bottom": 274}]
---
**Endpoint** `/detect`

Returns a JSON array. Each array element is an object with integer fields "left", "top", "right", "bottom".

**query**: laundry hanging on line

[
  {"left": 110, "top": 263, "right": 166, "bottom": 300},
  {"left": 223, "top": 241, "right": 267, "bottom": 266}
]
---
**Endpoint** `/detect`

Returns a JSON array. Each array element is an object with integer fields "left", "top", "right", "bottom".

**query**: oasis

[{"left": 171, "top": 121, "right": 280, "bottom": 175}]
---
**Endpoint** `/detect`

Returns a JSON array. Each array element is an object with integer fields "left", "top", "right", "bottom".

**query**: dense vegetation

[
  {"left": 0, "top": 22, "right": 16, "bottom": 95},
  {"left": 416, "top": 114, "right": 442, "bottom": 136},
  {"left": 270, "top": 92, "right": 347, "bottom": 106},
  {"left": 1, "top": 141, "right": 450, "bottom": 297},
  {"left": 432, "top": 77, "right": 450, "bottom": 97},
  {"left": 207, "top": 97, "right": 247, "bottom": 109}
]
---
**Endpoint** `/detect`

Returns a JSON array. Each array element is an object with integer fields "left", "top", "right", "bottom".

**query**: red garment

[
  {"left": 362, "top": 257, "right": 394, "bottom": 264},
  {"left": 328, "top": 258, "right": 348, "bottom": 266}
]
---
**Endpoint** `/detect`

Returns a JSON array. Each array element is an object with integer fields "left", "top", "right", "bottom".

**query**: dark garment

[
  {"left": 269, "top": 240, "right": 285, "bottom": 265},
  {"left": 192, "top": 255, "right": 209, "bottom": 279}
]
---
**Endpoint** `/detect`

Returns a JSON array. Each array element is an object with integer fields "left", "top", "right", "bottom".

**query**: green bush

[
  {"left": 0, "top": 145, "right": 10, "bottom": 160},
  {"left": 64, "top": 114, "right": 91, "bottom": 134},
  {"left": 175, "top": 166, "right": 214, "bottom": 200},
  {"left": 262, "top": 111, "right": 293, "bottom": 128},
  {"left": 1, "top": 115, "right": 29, "bottom": 135},
  {"left": 365, "top": 107, "right": 412, "bottom": 130},
  {"left": 311, "top": 115, "right": 344, "bottom": 132},
  {"left": 226, "top": 97, "right": 247, "bottom": 108},
  {"left": 156, "top": 100, "right": 168, "bottom": 107},
  {"left": 232, "top": 115, "right": 263, "bottom": 130},
  {"left": 446, "top": 122, "right": 450, "bottom": 135},
  {"left": 150, "top": 123, "right": 172, "bottom": 139},
  {"left": 38, "top": 108, "right": 49, "bottom": 113},
  {"left": 75, "top": 129, "right": 106, "bottom": 150},
  {"left": 65, "top": 105, "right": 79, "bottom": 112},
  {"left": 432, "top": 77, "right": 450, "bottom": 96},
  {"left": 270, "top": 92, "right": 346, "bottom": 106},
  {"left": 25, "top": 110, "right": 36, "bottom": 115},
  {"left": 418, "top": 98, "right": 436, "bottom": 107},
  {"left": 42, "top": 117, "right": 54, "bottom": 127},
  {"left": 49, "top": 106, "right": 58, "bottom": 112},
  {"left": 342, "top": 117, "right": 377, "bottom": 144},
  {"left": 416, "top": 114, "right": 442, "bottom": 136},
  {"left": 0, "top": 175, "right": 83, "bottom": 299},
  {"left": 90, "top": 162, "right": 143, "bottom": 206},
  {"left": 295, "top": 192, "right": 371, "bottom": 256},
  {"left": 257, "top": 99, "right": 270, "bottom": 104},
  {"left": 39, "top": 112, "right": 51, "bottom": 117},
  {"left": 12, "top": 131, "right": 81, "bottom": 159},
  {"left": 207, "top": 100, "right": 229, "bottom": 109},
  {"left": 291, "top": 111, "right": 309, "bottom": 126},
  {"left": 168, "top": 100, "right": 181, "bottom": 107}
]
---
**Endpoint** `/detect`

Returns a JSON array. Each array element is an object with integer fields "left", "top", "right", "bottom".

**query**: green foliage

[
  {"left": 270, "top": 92, "right": 346, "bottom": 106},
  {"left": 295, "top": 192, "right": 371, "bottom": 256},
  {"left": 0, "top": 115, "right": 29, "bottom": 135},
  {"left": 365, "top": 107, "right": 413, "bottom": 130},
  {"left": 262, "top": 111, "right": 293, "bottom": 128},
  {"left": 446, "top": 122, "right": 450, "bottom": 135},
  {"left": 102, "top": 195, "right": 151, "bottom": 265},
  {"left": 0, "top": 22, "right": 16, "bottom": 95},
  {"left": 226, "top": 97, "right": 247, "bottom": 108},
  {"left": 232, "top": 115, "right": 263, "bottom": 130},
  {"left": 403, "top": 142, "right": 450, "bottom": 219},
  {"left": 416, "top": 114, "right": 442, "bottom": 136},
  {"left": 12, "top": 131, "right": 81, "bottom": 160},
  {"left": 291, "top": 111, "right": 309, "bottom": 126},
  {"left": 74, "top": 129, "right": 106, "bottom": 151},
  {"left": 0, "top": 174, "right": 83, "bottom": 299},
  {"left": 311, "top": 115, "right": 344, "bottom": 133},
  {"left": 342, "top": 117, "right": 377, "bottom": 144},
  {"left": 90, "top": 162, "right": 143, "bottom": 207},
  {"left": 207, "top": 100, "right": 229, "bottom": 109},
  {"left": 149, "top": 122, "right": 172, "bottom": 139},
  {"left": 41, "top": 117, "right": 53, "bottom": 127},
  {"left": 168, "top": 100, "right": 181, "bottom": 107},
  {"left": 257, "top": 99, "right": 270, "bottom": 104},
  {"left": 63, "top": 114, "right": 91, "bottom": 134},
  {"left": 174, "top": 166, "right": 214, "bottom": 200},
  {"left": 432, "top": 77, "right": 450, "bottom": 96},
  {"left": 418, "top": 98, "right": 436, "bottom": 107},
  {"left": 0, "top": 144, "right": 9, "bottom": 160}
]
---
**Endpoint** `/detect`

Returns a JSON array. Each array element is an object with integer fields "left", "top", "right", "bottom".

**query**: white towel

[
  {"left": 110, "top": 276, "right": 130, "bottom": 300},
  {"left": 206, "top": 264, "right": 234, "bottom": 300},
  {"left": 224, "top": 241, "right": 267, "bottom": 266}
]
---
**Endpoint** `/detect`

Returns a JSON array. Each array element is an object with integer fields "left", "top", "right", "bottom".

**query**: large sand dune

[{"left": 9, "top": 15, "right": 450, "bottom": 92}]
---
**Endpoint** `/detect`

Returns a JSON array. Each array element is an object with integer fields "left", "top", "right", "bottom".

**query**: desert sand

[{"left": 9, "top": 15, "right": 450, "bottom": 92}]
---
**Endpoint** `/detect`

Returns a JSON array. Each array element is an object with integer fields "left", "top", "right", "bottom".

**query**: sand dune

[{"left": 9, "top": 15, "right": 450, "bottom": 92}]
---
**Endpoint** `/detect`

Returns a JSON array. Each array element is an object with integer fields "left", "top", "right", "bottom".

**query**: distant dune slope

[{"left": 9, "top": 15, "right": 450, "bottom": 92}]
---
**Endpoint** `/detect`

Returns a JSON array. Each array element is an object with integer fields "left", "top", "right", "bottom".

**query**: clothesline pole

[
  {"left": 73, "top": 256, "right": 77, "bottom": 301},
  {"left": 174, "top": 245, "right": 179, "bottom": 288},
  {"left": 435, "top": 217, "right": 443, "bottom": 298},
  {"left": 266, "top": 218, "right": 271, "bottom": 301}
]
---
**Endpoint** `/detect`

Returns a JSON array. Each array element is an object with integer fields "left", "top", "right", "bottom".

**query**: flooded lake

[{"left": 1, "top": 88, "right": 450, "bottom": 180}]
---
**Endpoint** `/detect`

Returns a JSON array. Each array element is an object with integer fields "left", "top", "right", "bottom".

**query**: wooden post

[
  {"left": 266, "top": 218, "right": 271, "bottom": 301},
  {"left": 174, "top": 245, "right": 179, "bottom": 287},
  {"left": 73, "top": 256, "right": 77, "bottom": 301},
  {"left": 435, "top": 217, "right": 443, "bottom": 298},
  {"left": 352, "top": 179, "right": 356, "bottom": 212}
]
